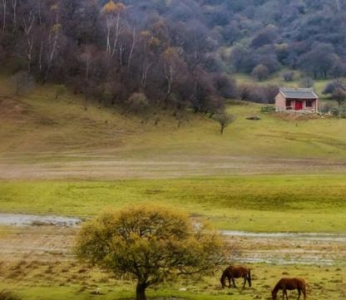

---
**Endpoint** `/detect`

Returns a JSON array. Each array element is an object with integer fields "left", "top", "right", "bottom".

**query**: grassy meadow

[
  {"left": 0, "top": 256, "right": 344, "bottom": 300},
  {"left": 0, "top": 175, "right": 346, "bottom": 232},
  {"left": 0, "top": 75, "right": 346, "bottom": 299},
  {"left": 0, "top": 75, "right": 346, "bottom": 160}
]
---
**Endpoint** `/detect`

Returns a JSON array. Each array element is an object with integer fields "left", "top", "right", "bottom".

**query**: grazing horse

[
  {"left": 272, "top": 277, "right": 307, "bottom": 300},
  {"left": 220, "top": 265, "right": 251, "bottom": 288}
]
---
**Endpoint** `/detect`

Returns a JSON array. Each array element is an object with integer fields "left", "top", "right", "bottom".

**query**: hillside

[
  {"left": 1, "top": 78, "right": 345, "bottom": 179},
  {"left": 1, "top": 0, "right": 346, "bottom": 116}
]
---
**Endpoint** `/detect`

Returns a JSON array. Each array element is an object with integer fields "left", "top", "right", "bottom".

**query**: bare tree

[
  {"left": 10, "top": 0, "right": 16, "bottom": 31},
  {"left": 21, "top": 4, "right": 36, "bottom": 73},
  {"left": 162, "top": 47, "right": 186, "bottom": 102},
  {"left": 2, "top": 0, "right": 7, "bottom": 32}
]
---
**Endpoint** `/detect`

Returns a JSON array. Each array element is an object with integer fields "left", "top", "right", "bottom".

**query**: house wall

[
  {"left": 275, "top": 93, "right": 286, "bottom": 111},
  {"left": 275, "top": 93, "right": 319, "bottom": 112},
  {"left": 310, "top": 99, "right": 318, "bottom": 112},
  {"left": 302, "top": 99, "right": 318, "bottom": 112}
]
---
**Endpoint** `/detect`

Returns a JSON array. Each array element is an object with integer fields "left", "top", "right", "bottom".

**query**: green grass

[
  {"left": 0, "top": 261, "right": 345, "bottom": 300},
  {"left": 1, "top": 174, "right": 345, "bottom": 232}
]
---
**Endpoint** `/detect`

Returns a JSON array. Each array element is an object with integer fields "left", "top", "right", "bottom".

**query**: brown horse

[
  {"left": 220, "top": 265, "right": 251, "bottom": 288},
  {"left": 272, "top": 277, "right": 307, "bottom": 300}
]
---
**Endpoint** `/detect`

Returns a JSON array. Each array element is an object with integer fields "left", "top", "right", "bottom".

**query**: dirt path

[{"left": 0, "top": 154, "right": 346, "bottom": 179}]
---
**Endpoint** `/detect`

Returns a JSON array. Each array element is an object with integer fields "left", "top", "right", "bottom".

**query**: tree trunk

[
  {"left": 220, "top": 124, "right": 225, "bottom": 134},
  {"left": 136, "top": 282, "right": 147, "bottom": 300}
]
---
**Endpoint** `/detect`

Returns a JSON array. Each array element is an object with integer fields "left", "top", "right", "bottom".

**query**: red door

[{"left": 295, "top": 101, "right": 303, "bottom": 110}]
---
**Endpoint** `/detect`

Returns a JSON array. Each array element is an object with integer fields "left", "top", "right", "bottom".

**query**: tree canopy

[
  {"left": 75, "top": 204, "right": 230, "bottom": 300},
  {"left": 1, "top": 0, "right": 346, "bottom": 111}
]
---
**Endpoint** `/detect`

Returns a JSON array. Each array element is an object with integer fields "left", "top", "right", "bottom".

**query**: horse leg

[
  {"left": 242, "top": 276, "right": 246, "bottom": 288},
  {"left": 232, "top": 277, "right": 237, "bottom": 288},
  {"left": 282, "top": 289, "right": 288, "bottom": 300},
  {"left": 297, "top": 288, "right": 301, "bottom": 300}
]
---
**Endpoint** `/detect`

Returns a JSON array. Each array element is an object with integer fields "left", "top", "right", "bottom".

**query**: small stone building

[{"left": 275, "top": 88, "right": 319, "bottom": 112}]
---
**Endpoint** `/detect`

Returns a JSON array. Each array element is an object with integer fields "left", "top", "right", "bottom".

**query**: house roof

[{"left": 279, "top": 88, "right": 318, "bottom": 99}]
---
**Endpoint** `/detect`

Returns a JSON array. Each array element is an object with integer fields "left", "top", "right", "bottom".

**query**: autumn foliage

[{"left": 75, "top": 204, "right": 229, "bottom": 300}]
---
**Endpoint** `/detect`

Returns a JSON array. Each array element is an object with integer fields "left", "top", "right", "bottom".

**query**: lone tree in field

[
  {"left": 214, "top": 112, "right": 235, "bottom": 134},
  {"left": 75, "top": 205, "right": 229, "bottom": 300}
]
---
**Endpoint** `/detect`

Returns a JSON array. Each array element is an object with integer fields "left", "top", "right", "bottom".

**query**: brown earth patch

[
  {"left": 0, "top": 96, "right": 31, "bottom": 121},
  {"left": 0, "top": 155, "right": 345, "bottom": 180},
  {"left": 0, "top": 225, "right": 344, "bottom": 266}
]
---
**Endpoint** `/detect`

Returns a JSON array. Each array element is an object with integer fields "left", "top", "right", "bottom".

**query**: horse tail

[
  {"left": 300, "top": 279, "right": 307, "bottom": 298},
  {"left": 248, "top": 269, "right": 252, "bottom": 287}
]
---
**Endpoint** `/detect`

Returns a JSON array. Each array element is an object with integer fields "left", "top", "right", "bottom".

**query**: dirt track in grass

[{"left": 0, "top": 154, "right": 346, "bottom": 179}]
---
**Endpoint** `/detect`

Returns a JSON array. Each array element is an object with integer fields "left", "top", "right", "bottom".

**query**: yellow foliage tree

[
  {"left": 102, "top": 0, "right": 125, "bottom": 14},
  {"left": 102, "top": 0, "right": 116, "bottom": 13},
  {"left": 75, "top": 204, "right": 230, "bottom": 300}
]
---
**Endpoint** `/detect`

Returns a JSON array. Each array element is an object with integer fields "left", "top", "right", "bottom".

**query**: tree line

[
  {"left": 1, "top": 0, "right": 346, "bottom": 115},
  {"left": 0, "top": 0, "right": 240, "bottom": 116}
]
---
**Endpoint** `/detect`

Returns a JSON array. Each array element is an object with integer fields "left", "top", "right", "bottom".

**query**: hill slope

[{"left": 0, "top": 79, "right": 346, "bottom": 179}]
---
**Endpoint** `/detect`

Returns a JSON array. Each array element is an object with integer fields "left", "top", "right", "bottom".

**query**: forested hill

[{"left": 0, "top": 0, "right": 345, "bottom": 114}]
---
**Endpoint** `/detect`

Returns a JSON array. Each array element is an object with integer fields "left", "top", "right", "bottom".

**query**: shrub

[
  {"left": 330, "top": 107, "right": 340, "bottom": 117},
  {"left": 299, "top": 77, "right": 314, "bottom": 88},
  {"left": 322, "top": 79, "right": 346, "bottom": 95},
  {"left": 54, "top": 84, "right": 67, "bottom": 99},
  {"left": 261, "top": 106, "right": 275, "bottom": 113},
  {"left": 282, "top": 71, "right": 294, "bottom": 82},
  {"left": 319, "top": 102, "right": 334, "bottom": 114},
  {"left": 126, "top": 92, "right": 149, "bottom": 114},
  {"left": 0, "top": 290, "right": 21, "bottom": 300},
  {"left": 251, "top": 64, "right": 269, "bottom": 81}
]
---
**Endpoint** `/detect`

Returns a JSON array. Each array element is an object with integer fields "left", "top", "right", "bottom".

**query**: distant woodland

[{"left": 1, "top": 0, "right": 346, "bottom": 114}]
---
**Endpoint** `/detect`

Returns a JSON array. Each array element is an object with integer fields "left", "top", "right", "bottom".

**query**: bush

[
  {"left": 282, "top": 71, "right": 294, "bottom": 82},
  {"left": 330, "top": 107, "right": 340, "bottom": 117},
  {"left": 10, "top": 71, "right": 34, "bottom": 95},
  {"left": 299, "top": 77, "right": 314, "bottom": 88},
  {"left": 126, "top": 92, "right": 149, "bottom": 113},
  {"left": 322, "top": 79, "right": 346, "bottom": 95},
  {"left": 330, "top": 107, "right": 346, "bottom": 118},
  {"left": 237, "top": 84, "right": 278, "bottom": 104},
  {"left": 0, "top": 290, "right": 20, "bottom": 300},
  {"left": 54, "top": 84, "right": 67, "bottom": 99},
  {"left": 251, "top": 64, "right": 269, "bottom": 81},
  {"left": 261, "top": 106, "right": 275, "bottom": 113},
  {"left": 319, "top": 102, "right": 334, "bottom": 114}
]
